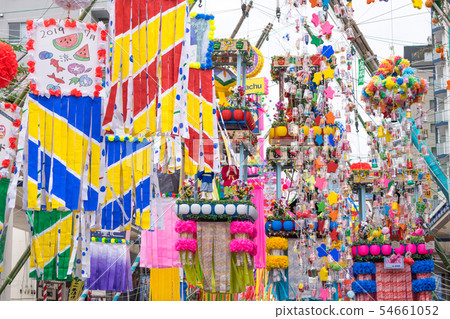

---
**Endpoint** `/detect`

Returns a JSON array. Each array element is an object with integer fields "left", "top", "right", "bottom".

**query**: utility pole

[
  {"left": 230, "top": 1, "right": 253, "bottom": 39},
  {"left": 255, "top": 23, "right": 273, "bottom": 49}
]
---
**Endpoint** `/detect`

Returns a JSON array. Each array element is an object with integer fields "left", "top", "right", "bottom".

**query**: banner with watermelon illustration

[{"left": 26, "top": 19, "right": 107, "bottom": 97}]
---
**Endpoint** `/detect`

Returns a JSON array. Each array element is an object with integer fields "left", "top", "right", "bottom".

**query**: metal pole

[
  {"left": 237, "top": 53, "right": 242, "bottom": 88},
  {"left": 239, "top": 144, "right": 244, "bottom": 181},
  {"left": 230, "top": 1, "right": 253, "bottom": 39},
  {"left": 276, "top": 162, "right": 282, "bottom": 199},
  {"left": 358, "top": 185, "right": 366, "bottom": 221}
]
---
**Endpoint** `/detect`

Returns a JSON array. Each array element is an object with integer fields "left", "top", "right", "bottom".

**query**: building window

[{"left": 9, "top": 22, "right": 27, "bottom": 44}]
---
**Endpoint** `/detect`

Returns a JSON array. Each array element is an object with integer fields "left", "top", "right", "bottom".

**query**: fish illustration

[
  {"left": 47, "top": 73, "right": 65, "bottom": 84},
  {"left": 50, "top": 59, "right": 65, "bottom": 73}
]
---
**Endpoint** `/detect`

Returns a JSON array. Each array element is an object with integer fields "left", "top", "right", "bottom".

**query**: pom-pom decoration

[{"left": 0, "top": 41, "right": 18, "bottom": 89}]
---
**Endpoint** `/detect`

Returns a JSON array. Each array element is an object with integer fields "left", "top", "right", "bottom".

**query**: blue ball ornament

[
  {"left": 347, "top": 291, "right": 355, "bottom": 299},
  {"left": 271, "top": 220, "right": 282, "bottom": 231},
  {"left": 283, "top": 220, "right": 294, "bottom": 231}
]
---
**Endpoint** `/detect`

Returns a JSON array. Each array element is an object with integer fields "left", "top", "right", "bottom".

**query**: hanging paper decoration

[
  {"left": 140, "top": 197, "right": 181, "bottom": 268},
  {"left": 27, "top": 210, "right": 74, "bottom": 280},
  {"left": 101, "top": 136, "right": 150, "bottom": 230},
  {"left": 149, "top": 268, "right": 181, "bottom": 301},
  {"left": 0, "top": 102, "right": 21, "bottom": 273},
  {"left": 86, "top": 239, "right": 133, "bottom": 293},
  {"left": 23, "top": 19, "right": 106, "bottom": 212},
  {"left": 104, "top": 0, "right": 189, "bottom": 135},
  {"left": 26, "top": 19, "right": 106, "bottom": 97}
]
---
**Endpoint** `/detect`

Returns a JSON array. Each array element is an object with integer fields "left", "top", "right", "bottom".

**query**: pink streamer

[
  {"left": 140, "top": 198, "right": 181, "bottom": 268},
  {"left": 251, "top": 187, "right": 266, "bottom": 269}
]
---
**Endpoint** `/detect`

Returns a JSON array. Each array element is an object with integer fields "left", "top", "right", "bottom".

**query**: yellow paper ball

[
  {"left": 269, "top": 128, "right": 275, "bottom": 139},
  {"left": 190, "top": 12, "right": 197, "bottom": 18},
  {"left": 275, "top": 126, "right": 287, "bottom": 137},
  {"left": 119, "top": 136, "right": 125, "bottom": 142},
  {"left": 302, "top": 126, "right": 310, "bottom": 136},
  {"left": 323, "top": 126, "right": 332, "bottom": 135},
  {"left": 313, "top": 126, "right": 322, "bottom": 136}
]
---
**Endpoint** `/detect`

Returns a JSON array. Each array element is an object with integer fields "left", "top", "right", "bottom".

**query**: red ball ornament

[
  {"left": 233, "top": 109, "right": 244, "bottom": 121},
  {"left": 0, "top": 42, "right": 18, "bottom": 89},
  {"left": 221, "top": 109, "right": 232, "bottom": 121}
]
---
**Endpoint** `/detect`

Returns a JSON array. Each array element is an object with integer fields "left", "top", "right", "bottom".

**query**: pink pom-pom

[
  {"left": 175, "top": 220, "right": 197, "bottom": 234},
  {"left": 230, "top": 221, "right": 256, "bottom": 235},
  {"left": 175, "top": 238, "right": 197, "bottom": 252},
  {"left": 230, "top": 239, "right": 256, "bottom": 253}
]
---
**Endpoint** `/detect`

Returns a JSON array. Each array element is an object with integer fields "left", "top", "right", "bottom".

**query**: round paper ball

[
  {"left": 269, "top": 128, "right": 275, "bottom": 139},
  {"left": 271, "top": 220, "right": 282, "bottom": 231},
  {"left": 351, "top": 246, "right": 357, "bottom": 257},
  {"left": 381, "top": 244, "right": 392, "bottom": 256},
  {"left": 302, "top": 210, "right": 311, "bottom": 218},
  {"left": 358, "top": 245, "right": 369, "bottom": 257},
  {"left": 201, "top": 204, "right": 212, "bottom": 215},
  {"left": 382, "top": 226, "right": 390, "bottom": 235},
  {"left": 283, "top": 220, "right": 294, "bottom": 231},
  {"left": 221, "top": 109, "right": 232, "bottom": 121},
  {"left": 54, "top": 0, "right": 93, "bottom": 10},
  {"left": 394, "top": 244, "right": 405, "bottom": 255},
  {"left": 214, "top": 204, "right": 225, "bottom": 215},
  {"left": 347, "top": 291, "right": 355, "bottom": 299},
  {"left": 225, "top": 204, "right": 236, "bottom": 215},
  {"left": 275, "top": 126, "right": 287, "bottom": 137},
  {"left": 232, "top": 109, "right": 244, "bottom": 121},
  {"left": 0, "top": 42, "right": 18, "bottom": 89},
  {"left": 405, "top": 243, "right": 417, "bottom": 255},
  {"left": 370, "top": 245, "right": 381, "bottom": 256},
  {"left": 236, "top": 204, "right": 247, "bottom": 215},
  {"left": 417, "top": 243, "right": 428, "bottom": 255},
  {"left": 191, "top": 204, "right": 201, "bottom": 215},
  {"left": 179, "top": 204, "right": 190, "bottom": 215}
]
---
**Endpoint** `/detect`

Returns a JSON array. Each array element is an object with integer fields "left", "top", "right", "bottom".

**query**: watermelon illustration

[
  {"left": 53, "top": 33, "right": 83, "bottom": 51},
  {"left": 73, "top": 44, "right": 90, "bottom": 62}
]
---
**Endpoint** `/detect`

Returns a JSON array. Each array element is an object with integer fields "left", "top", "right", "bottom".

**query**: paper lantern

[
  {"left": 271, "top": 220, "right": 282, "bottom": 231},
  {"left": 283, "top": 220, "right": 294, "bottom": 231},
  {"left": 275, "top": 126, "right": 287, "bottom": 137},
  {"left": 225, "top": 204, "right": 236, "bottom": 215},
  {"left": 381, "top": 244, "right": 392, "bottom": 256},
  {"left": 269, "top": 128, "right": 275, "bottom": 138},
  {"left": 236, "top": 204, "right": 247, "bottom": 215},
  {"left": 215, "top": 204, "right": 225, "bottom": 215},
  {"left": 221, "top": 109, "right": 232, "bottom": 121},
  {"left": 0, "top": 42, "right": 18, "bottom": 89},
  {"left": 394, "top": 244, "right": 405, "bottom": 255},
  {"left": 417, "top": 243, "right": 428, "bottom": 255},
  {"left": 248, "top": 206, "right": 258, "bottom": 220},
  {"left": 406, "top": 243, "right": 417, "bottom": 255},
  {"left": 233, "top": 109, "right": 244, "bottom": 121},
  {"left": 179, "top": 204, "right": 190, "bottom": 215},
  {"left": 370, "top": 245, "right": 381, "bottom": 256},
  {"left": 53, "top": 0, "right": 93, "bottom": 10},
  {"left": 191, "top": 204, "right": 201, "bottom": 215},
  {"left": 202, "top": 204, "right": 212, "bottom": 214},
  {"left": 358, "top": 245, "right": 369, "bottom": 257}
]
